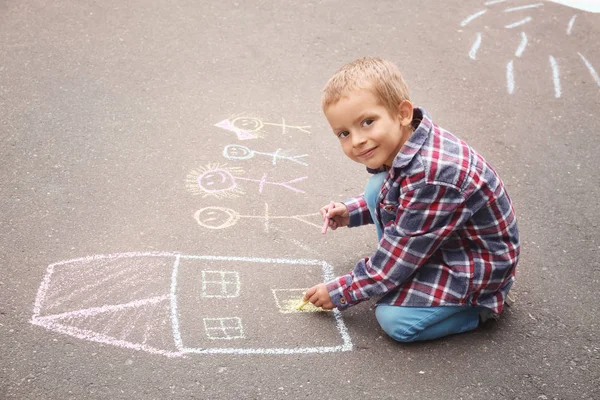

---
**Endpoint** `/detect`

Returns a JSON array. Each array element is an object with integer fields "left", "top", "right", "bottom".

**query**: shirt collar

[{"left": 366, "top": 107, "right": 432, "bottom": 174}]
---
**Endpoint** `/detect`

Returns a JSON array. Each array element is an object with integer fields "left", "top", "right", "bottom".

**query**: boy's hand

[
  {"left": 303, "top": 283, "right": 335, "bottom": 310},
  {"left": 320, "top": 202, "right": 349, "bottom": 231}
]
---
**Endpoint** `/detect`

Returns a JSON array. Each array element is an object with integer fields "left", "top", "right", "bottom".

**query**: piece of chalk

[
  {"left": 296, "top": 300, "right": 310, "bottom": 310},
  {"left": 321, "top": 201, "right": 335, "bottom": 234}
]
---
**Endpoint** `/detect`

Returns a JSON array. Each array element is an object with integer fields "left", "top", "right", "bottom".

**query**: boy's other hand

[
  {"left": 303, "top": 283, "right": 335, "bottom": 310},
  {"left": 320, "top": 202, "right": 349, "bottom": 230}
]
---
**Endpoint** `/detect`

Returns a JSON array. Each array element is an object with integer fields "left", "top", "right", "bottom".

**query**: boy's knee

[{"left": 375, "top": 306, "right": 420, "bottom": 343}]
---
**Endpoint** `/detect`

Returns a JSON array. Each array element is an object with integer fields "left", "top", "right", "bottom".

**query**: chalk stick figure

[
  {"left": 185, "top": 164, "right": 307, "bottom": 198},
  {"left": 223, "top": 144, "right": 308, "bottom": 166},
  {"left": 214, "top": 114, "right": 310, "bottom": 140},
  {"left": 194, "top": 204, "right": 320, "bottom": 232}
]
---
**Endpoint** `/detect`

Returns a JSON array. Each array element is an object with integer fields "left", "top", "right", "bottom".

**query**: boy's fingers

[
  {"left": 302, "top": 286, "right": 316, "bottom": 301},
  {"left": 326, "top": 203, "right": 338, "bottom": 217},
  {"left": 308, "top": 292, "right": 321, "bottom": 305},
  {"left": 320, "top": 206, "right": 328, "bottom": 219}
]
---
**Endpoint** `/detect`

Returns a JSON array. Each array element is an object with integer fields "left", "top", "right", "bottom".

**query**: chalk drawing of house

[{"left": 30, "top": 252, "right": 352, "bottom": 357}]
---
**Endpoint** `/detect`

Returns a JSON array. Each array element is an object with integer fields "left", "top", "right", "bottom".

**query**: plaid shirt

[{"left": 327, "top": 108, "right": 520, "bottom": 315}]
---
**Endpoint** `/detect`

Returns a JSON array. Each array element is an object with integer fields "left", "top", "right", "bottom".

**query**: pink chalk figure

[
  {"left": 214, "top": 115, "right": 310, "bottom": 140},
  {"left": 194, "top": 204, "right": 321, "bottom": 232},
  {"left": 214, "top": 118, "right": 258, "bottom": 140},
  {"left": 223, "top": 144, "right": 308, "bottom": 166},
  {"left": 185, "top": 164, "right": 307, "bottom": 198}
]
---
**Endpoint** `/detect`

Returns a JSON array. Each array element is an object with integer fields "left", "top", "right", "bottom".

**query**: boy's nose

[{"left": 352, "top": 132, "right": 367, "bottom": 147}]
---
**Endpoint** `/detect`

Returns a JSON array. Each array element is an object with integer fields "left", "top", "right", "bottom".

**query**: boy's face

[{"left": 324, "top": 89, "right": 413, "bottom": 170}]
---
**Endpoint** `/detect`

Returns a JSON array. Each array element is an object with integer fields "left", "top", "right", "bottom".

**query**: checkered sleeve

[
  {"left": 327, "top": 184, "right": 472, "bottom": 309},
  {"left": 342, "top": 194, "right": 373, "bottom": 227}
]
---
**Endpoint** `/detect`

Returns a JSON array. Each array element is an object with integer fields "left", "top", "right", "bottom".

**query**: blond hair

[{"left": 322, "top": 57, "right": 411, "bottom": 116}]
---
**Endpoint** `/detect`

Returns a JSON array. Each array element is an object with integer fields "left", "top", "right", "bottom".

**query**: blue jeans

[
  {"left": 364, "top": 172, "right": 387, "bottom": 241},
  {"left": 364, "top": 172, "right": 481, "bottom": 342}
]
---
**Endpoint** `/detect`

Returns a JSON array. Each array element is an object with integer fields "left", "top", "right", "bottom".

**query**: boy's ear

[{"left": 397, "top": 100, "right": 414, "bottom": 127}]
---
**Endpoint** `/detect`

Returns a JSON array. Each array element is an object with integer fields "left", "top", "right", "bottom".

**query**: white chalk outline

[
  {"left": 32, "top": 252, "right": 353, "bottom": 356},
  {"left": 505, "top": 16, "right": 533, "bottom": 29},
  {"left": 504, "top": 3, "right": 543, "bottom": 13},
  {"left": 172, "top": 254, "right": 352, "bottom": 354},
  {"left": 515, "top": 32, "right": 528, "bottom": 57},
  {"left": 460, "top": 10, "right": 487, "bottom": 27},
  {"left": 578, "top": 52, "right": 600, "bottom": 87},
  {"left": 469, "top": 33, "right": 482, "bottom": 60},
  {"left": 507, "top": 60, "right": 515, "bottom": 94},
  {"left": 549, "top": 55, "right": 562, "bottom": 98},
  {"left": 567, "top": 15, "right": 577, "bottom": 34}
]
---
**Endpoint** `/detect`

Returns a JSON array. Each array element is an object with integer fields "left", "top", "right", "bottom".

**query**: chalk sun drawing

[
  {"left": 186, "top": 164, "right": 307, "bottom": 197},
  {"left": 460, "top": 0, "right": 600, "bottom": 98},
  {"left": 215, "top": 113, "right": 310, "bottom": 140},
  {"left": 194, "top": 203, "right": 321, "bottom": 232},
  {"left": 185, "top": 163, "right": 245, "bottom": 199},
  {"left": 223, "top": 144, "right": 309, "bottom": 166},
  {"left": 30, "top": 252, "right": 353, "bottom": 357}
]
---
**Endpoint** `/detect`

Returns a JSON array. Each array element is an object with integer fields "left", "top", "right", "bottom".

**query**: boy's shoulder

[{"left": 401, "top": 108, "right": 477, "bottom": 192}]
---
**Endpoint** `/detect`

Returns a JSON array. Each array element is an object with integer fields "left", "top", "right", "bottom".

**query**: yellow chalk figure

[
  {"left": 295, "top": 300, "right": 310, "bottom": 310},
  {"left": 283, "top": 299, "right": 326, "bottom": 313}
]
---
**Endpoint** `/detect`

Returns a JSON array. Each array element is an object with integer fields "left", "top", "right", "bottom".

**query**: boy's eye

[
  {"left": 337, "top": 131, "right": 350, "bottom": 139},
  {"left": 362, "top": 119, "right": 374, "bottom": 127}
]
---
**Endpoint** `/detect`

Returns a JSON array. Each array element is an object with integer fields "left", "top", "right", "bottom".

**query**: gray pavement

[{"left": 1, "top": 1, "right": 599, "bottom": 399}]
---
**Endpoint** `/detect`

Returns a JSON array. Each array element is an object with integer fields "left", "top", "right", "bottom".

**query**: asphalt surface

[{"left": 1, "top": 1, "right": 599, "bottom": 399}]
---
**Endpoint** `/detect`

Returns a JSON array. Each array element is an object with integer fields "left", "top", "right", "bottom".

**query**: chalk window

[
  {"left": 203, "top": 317, "right": 245, "bottom": 340},
  {"left": 201, "top": 270, "right": 241, "bottom": 298}
]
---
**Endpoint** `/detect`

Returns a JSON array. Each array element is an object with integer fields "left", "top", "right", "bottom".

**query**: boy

[{"left": 302, "top": 57, "right": 520, "bottom": 342}]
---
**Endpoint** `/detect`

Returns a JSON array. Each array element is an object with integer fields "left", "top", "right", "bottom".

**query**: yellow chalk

[{"left": 295, "top": 299, "right": 310, "bottom": 310}]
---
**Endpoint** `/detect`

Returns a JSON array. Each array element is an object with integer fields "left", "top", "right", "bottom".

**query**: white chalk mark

[
  {"left": 170, "top": 255, "right": 184, "bottom": 352},
  {"left": 578, "top": 52, "right": 600, "bottom": 87},
  {"left": 550, "top": 56, "right": 562, "bottom": 98},
  {"left": 460, "top": 10, "right": 487, "bottom": 27},
  {"left": 264, "top": 202, "right": 270, "bottom": 232},
  {"left": 507, "top": 60, "right": 515, "bottom": 94},
  {"left": 485, "top": 0, "right": 507, "bottom": 5},
  {"left": 505, "top": 16, "right": 533, "bottom": 29},
  {"left": 504, "top": 3, "right": 544, "bottom": 12},
  {"left": 515, "top": 32, "right": 528, "bottom": 57},
  {"left": 567, "top": 15, "right": 577, "bottom": 34},
  {"left": 469, "top": 33, "right": 482, "bottom": 60}
]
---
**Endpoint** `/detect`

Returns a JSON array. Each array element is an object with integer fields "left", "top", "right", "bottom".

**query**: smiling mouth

[{"left": 358, "top": 148, "right": 376, "bottom": 158}]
